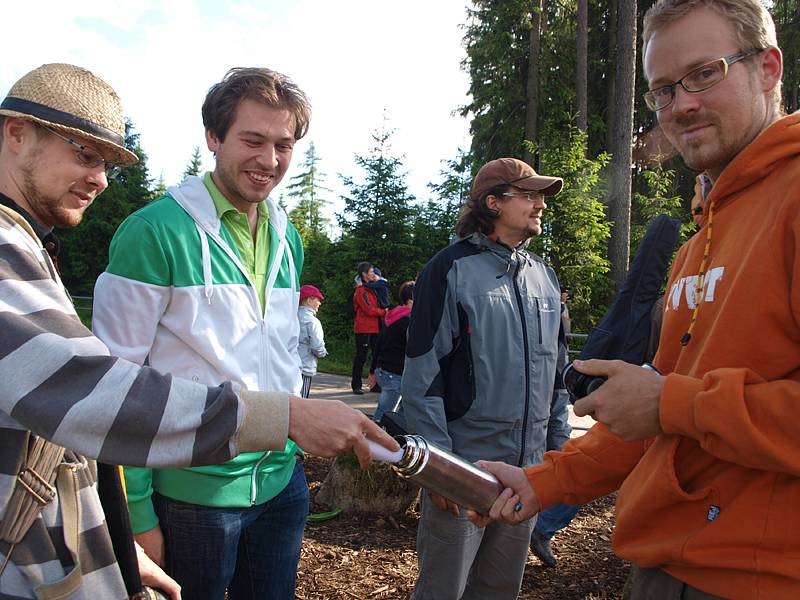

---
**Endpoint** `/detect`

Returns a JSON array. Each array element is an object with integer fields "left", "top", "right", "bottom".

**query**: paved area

[{"left": 310, "top": 372, "right": 595, "bottom": 438}]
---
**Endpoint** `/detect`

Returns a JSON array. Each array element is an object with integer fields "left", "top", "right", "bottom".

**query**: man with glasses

[
  {"left": 401, "top": 157, "right": 565, "bottom": 599},
  {"left": 469, "top": 1, "right": 799, "bottom": 598},
  {"left": 0, "top": 63, "right": 397, "bottom": 599}
]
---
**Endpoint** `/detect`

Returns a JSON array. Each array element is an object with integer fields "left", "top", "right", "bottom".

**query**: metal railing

[{"left": 565, "top": 332, "right": 587, "bottom": 357}]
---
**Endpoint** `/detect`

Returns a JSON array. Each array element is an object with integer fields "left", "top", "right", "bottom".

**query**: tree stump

[{"left": 315, "top": 455, "right": 419, "bottom": 517}]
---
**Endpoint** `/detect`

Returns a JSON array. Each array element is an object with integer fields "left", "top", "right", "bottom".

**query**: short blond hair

[{"left": 643, "top": 0, "right": 781, "bottom": 110}]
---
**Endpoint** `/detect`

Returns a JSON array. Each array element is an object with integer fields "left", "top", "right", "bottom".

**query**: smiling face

[
  {"left": 487, "top": 187, "right": 547, "bottom": 246},
  {"left": 206, "top": 98, "right": 295, "bottom": 214},
  {"left": 7, "top": 119, "right": 109, "bottom": 229},
  {"left": 644, "top": 7, "right": 779, "bottom": 181}
]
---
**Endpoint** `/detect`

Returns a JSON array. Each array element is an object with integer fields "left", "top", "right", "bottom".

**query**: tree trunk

[
  {"left": 576, "top": 0, "right": 589, "bottom": 134},
  {"left": 607, "top": 0, "right": 637, "bottom": 292},
  {"left": 605, "top": 0, "right": 618, "bottom": 153},
  {"left": 524, "top": 0, "right": 544, "bottom": 167}
]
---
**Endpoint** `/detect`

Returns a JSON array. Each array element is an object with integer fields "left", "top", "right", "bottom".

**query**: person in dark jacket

[
  {"left": 370, "top": 280, "right": 414, "bottom": 422},
  {"left": 365, "top": 266, "right": 391, "bottom": 309},
  {"left": 402, "top": 157, "right": 564, "bottom": 600},
  {"left": 351, "top": 262, "right": 387, "bottom": 394}
]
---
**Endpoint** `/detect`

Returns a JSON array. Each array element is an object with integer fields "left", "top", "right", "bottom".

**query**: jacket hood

[
  {"left": 385, "top": 305, "right": 411, "bottom": 327},
  {"left": 709, "top": 112, "right": 800, "bottom": 210},
  {"left": 167, "top": 175, "right": 288, "bottom": 236},
  {"left": 165, "top": 175, "right": 295, "bottom": 306}
]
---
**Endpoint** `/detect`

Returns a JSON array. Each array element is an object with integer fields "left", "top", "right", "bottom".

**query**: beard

[{"left": 19, "top": 156, "right": 86, "bottom": 229}]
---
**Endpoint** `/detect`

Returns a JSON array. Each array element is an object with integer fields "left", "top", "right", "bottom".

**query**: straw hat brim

[{"left": 0, "top": 108, "right": 138, "bottom": 168}]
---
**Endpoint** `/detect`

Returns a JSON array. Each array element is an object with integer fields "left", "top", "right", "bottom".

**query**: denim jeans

[
  {"left": 534, "top": 502, "right": 581, "bottom": 540},
  {"left": 373, "top": 367, "right": 402, "bottom": 423},
  {"left": 153, "top": 459, "right": 309, "bottom": 600}
]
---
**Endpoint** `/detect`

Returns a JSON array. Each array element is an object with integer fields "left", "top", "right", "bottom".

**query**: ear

[
  {"left": 205, "top": 128, "right": 220, "bottom": 153},
  {"left": 485, "top": 193, "right": 502, "bottom": 213},
  {"left": 2, "top": 118, "right": 32, "bottom": 155},
  {"left": 757, "top": 46, "right": 783, "bottom": 95}
]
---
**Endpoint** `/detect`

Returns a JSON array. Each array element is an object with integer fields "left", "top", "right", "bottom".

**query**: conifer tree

[
  {"left": 338, "top": 125, "right": 417, "bottom": 284},
  {"left": 182, "top": 146, "right": 203, "bottom": 179},
  {"left": 286, "top": 142, "right": 332, "bottom": 243}
]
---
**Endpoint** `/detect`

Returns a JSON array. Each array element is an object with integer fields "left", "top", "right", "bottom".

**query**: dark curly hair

[{"left": 454, "top": 184, "right": 511, "bottom": 238}]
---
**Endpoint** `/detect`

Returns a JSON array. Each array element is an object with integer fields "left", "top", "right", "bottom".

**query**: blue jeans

[
  {"left": 373, "top": 368, "right": 402, "bottom": 423},
  {"left": 153, "top": 459, "right": 309, "bottom": 600},
  {"left": 534, "top": 502, "right": 581, "bottom": 540}
]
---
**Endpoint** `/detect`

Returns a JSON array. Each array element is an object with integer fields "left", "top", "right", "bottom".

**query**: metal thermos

[{"left": 391, "top": 435, "right": 503, "bottom": 514}]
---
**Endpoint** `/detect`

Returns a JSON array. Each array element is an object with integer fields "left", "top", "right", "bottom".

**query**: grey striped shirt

[{"left": 0, "top": 205, "right": 250, "bottom": 598}]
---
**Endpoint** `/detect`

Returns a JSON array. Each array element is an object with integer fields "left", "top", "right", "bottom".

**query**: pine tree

[
  {"left": 338, "top": 125, "right": 417, "bottom": 285},
  {"left": 151, "top": 173, "right": 167, "bottom": 199},
  {"left": 413, "top": 150, "right": 473, "bottom": 262},
  {"left": 286, "top": 142, "right": 332, "bottom": 243},
  {"left": 182, "top": 146, "right": 203, "bottom": 179}
]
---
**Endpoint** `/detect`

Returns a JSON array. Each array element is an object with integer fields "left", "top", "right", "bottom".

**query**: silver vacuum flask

[{"left": 391, "top": 435, "right": 503, "bottom": 514}]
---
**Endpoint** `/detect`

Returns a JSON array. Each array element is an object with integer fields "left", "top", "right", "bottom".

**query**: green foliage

[
  {"left": 772, "top": 0, "right": 800, "bottom": 113},
  {"left": 631, "top": 165, "right": 695, "bottom": 257},
  {"left": 58, "top": 121, "right": 153, "bottom": 295},
  {"left": 287, "top": 142, "right": 333, "bottom": 243},
  {"left": 413, "top": 151, "right": 474, "bottom": 262},
  {"left": 526, "top": 126, "right": 612, "bottom": 330},
  {"left": 182, "top": 146, "right": 203, "bottom": 179},
  {"left": 338, "top": 126, "right": 418, "bottom": 284},
  {"left": 461, "top": 0, "right": 532, "bottom": 164}
]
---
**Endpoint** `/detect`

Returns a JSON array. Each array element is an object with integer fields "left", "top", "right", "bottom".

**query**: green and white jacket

[{"left": 93, "top": 176, "right": 304, "bottom": 533}]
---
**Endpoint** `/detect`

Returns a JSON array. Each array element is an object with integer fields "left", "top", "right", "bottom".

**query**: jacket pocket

[{"left": 534, "top": 296, "right": 560, "bottom": 354}]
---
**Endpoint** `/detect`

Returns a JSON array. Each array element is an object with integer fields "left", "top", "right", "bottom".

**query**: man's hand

[
  {"left": 429, "top": 491, "right": 460, "bottom": 517},
  {"left": 367, "top": 372, "right": 377, "bottom": 390},
  {"left": 571, "top": 359, "right": 664, "bottom": 441},
  {"left": 135, "top": 525, "right": 165, "bottom": 568},
  {"left": 288, "top": 397, "right": 400, "bottom": 468},
  {"left": 136, "top": 540, "right": 181, "bottom": 600},
  {"left": 466, "top": 461, "right": 539, "bottom": 527}
]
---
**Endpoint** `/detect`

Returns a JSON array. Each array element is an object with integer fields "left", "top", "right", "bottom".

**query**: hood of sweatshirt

[
  {"left": 707, "top": 112, "right": 800, "bottom": 213},
  {"left": 385, "top": 305, "right": 411, "bottom": 327}
]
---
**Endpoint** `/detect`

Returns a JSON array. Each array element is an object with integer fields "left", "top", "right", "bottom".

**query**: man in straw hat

[
  {"left": 470, "top": 1, "right": 800, "bottom": 598},
  {"left": 91, "top": 67, "right": 325, "bottom": 599},
  {"left": 0, "top": 63, "right": 397, "bottom": 600},
  {"left": 400, "top": 157, "right": 566, "bottom": 599}
]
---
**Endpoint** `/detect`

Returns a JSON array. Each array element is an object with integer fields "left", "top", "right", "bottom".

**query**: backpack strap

[{"left": 0, "top": 436, "right": 86, "bottom": 600}]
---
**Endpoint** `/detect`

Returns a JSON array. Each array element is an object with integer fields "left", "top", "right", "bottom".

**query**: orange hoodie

[{"left": 526, "top": 112, "right": 800, "bottom": 599}]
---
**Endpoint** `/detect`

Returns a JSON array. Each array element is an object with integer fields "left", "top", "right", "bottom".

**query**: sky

[{"left": 2, "top": 0, "right": 473, "bottom": 226}]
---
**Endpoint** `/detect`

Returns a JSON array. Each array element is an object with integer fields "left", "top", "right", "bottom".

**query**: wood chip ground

[{"left": 298, "top": 457, "right": 629, "bottom": 599}]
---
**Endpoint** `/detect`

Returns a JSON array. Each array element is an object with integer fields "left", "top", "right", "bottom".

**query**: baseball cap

[
  {"left": 470, "top": 158, "right": 563, "bottom": 201},
  {"left": 300, "top": 284, "right": 325, "bottom": 302}
]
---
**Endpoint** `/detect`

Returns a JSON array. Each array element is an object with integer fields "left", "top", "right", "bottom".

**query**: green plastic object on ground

[{"left": 306, "top": 507, "right": 343, "bottom": 522}]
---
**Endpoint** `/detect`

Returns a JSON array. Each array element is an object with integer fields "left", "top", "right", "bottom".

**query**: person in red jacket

[
  {"left": 470, "top": 1, "right": 800, "bottom": 599},
  {"left": 351, "top": 262, "right": 387, "bottom": 394}
]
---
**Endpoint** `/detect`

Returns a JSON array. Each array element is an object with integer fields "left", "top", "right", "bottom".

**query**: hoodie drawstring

[{"left": 195, "top": 222, "right": 214, "bottom": 304}]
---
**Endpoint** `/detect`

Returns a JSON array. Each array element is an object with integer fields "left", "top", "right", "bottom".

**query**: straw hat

[{"left": 0, "top": 63, "right": 138, "bottom": 167}]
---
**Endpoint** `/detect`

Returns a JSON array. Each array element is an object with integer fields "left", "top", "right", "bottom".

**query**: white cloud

[{"left": 2, "top": 0, "right": 473, "bottom": 221}]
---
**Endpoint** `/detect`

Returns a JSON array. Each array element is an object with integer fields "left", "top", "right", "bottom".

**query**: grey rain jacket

[
  {"left": 298, "top": 305, "right": 327, "bottom": 376},
  {"left": 402, "top": 233, "right": 562, "bottom": 467}
]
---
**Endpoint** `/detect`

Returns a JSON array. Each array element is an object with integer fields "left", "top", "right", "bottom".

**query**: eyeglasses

[
  {"left": 502, "top": 191, "right": 545, "bottom": 203},
  {"left": 39, "top": 124, "right": 122, "bottom": 180},
  {"left": 644, "top": 49, "right": 763, "bottom": 112}
]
